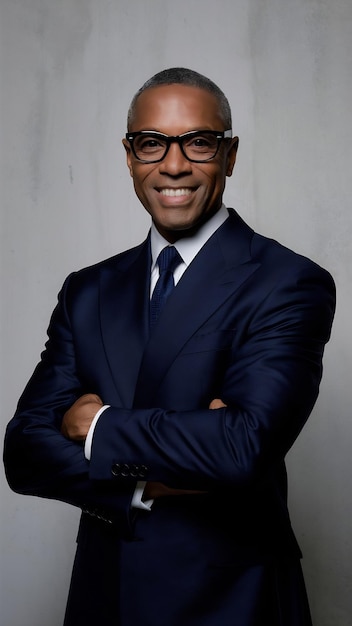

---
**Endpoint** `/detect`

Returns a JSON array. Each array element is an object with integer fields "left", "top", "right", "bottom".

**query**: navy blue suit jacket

[{"left": 4, "top": 209, "right": 335, "bottom": 625}]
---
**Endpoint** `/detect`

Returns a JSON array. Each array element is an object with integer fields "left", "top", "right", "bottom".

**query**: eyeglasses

[{"left": 125, "top": 129, "right": 233, "bottom": 163}]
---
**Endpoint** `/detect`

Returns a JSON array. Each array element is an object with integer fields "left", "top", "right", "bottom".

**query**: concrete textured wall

[{"left": 1, "top": 1, "right": 351, "bottom": 624}]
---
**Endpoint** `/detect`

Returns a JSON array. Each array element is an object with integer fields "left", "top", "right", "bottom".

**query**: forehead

[{"left": 130, "top": 84, "right": 225, "bottom": 134}]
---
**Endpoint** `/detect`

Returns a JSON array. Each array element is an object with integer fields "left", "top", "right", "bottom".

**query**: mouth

[{"left": 157, "top": 187, "right": 194, "bottom": 197}]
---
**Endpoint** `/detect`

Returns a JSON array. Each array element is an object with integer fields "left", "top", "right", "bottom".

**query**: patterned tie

[{"left": 150, "top": 246, "right": 182, "bottom": 328}]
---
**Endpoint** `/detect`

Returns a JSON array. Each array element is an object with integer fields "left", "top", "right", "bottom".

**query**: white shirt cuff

[
  {"left": 84, "top": 404, "right": 110, "bottom": 460},
  {"left": 131, "top": 481, "right": 154, "bottom": 511}
]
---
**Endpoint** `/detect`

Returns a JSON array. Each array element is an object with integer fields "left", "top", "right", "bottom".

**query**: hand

[
  {"left": 143, "top": 481, "right": 207, "bottom": 501},
  {"left": 209, "top": 398, "right": 227, "bottom": 409},
  {"left": 61, "top": 393, "right": 103, "bottom": 441}
]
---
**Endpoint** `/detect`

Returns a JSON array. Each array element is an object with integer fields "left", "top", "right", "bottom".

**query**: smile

[{"left": 159, "top": 188, "right": 193, "bottom": 197}]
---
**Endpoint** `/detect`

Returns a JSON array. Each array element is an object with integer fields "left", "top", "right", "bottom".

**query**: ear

[
  {"left": 122, "top": 139, "right": 134, "bottom": 177},
  {"left": 226, "top": 137, "right": 239, "bottom": 177}
]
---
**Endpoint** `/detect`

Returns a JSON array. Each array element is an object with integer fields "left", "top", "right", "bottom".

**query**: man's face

[{"left": 123, "top": 84, "right": 238, "bottom": 242}]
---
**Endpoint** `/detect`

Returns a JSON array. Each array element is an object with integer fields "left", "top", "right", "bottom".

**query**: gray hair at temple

[{"left": 127, "top": 67, "right": 232, "bottom": 130}]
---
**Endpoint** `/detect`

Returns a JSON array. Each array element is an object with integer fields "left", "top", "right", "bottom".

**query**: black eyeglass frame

[{"left": 125, "top": 129, "right": 233, "bottom": 163}]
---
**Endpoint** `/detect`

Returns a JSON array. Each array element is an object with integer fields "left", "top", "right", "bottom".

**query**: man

[{"left": 4, "top": 68, "right": 335, "bottom": 625}]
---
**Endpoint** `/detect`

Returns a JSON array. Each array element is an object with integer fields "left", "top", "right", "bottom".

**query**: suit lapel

[
  {"left": 133, "top": 210, "right": 260, "bottom": 407},
  {"left": 99, "top": 238, "right": 151, "bottom": 408}
]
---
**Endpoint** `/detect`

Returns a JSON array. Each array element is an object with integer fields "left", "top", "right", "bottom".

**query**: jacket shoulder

[
  {"left": 64, "top": 238, "right": 149, "bottom": 287},
  {"left": 252, "top": 229, "right": 335, "bottom": 285},
  {"left": 226, "top": 208, "right": 335, "bottom": 286}
]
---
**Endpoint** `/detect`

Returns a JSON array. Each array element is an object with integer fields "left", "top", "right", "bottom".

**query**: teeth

[{"left": 160, "top": 188, "right": 192, "bottom": 197}]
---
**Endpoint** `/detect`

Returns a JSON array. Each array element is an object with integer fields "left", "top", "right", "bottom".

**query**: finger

[
  {"left": 78, "top": 393, "right": 103, "bottom": 406},
  {"left": 209, "top": 398, "right": 227, "bottom": 409}
]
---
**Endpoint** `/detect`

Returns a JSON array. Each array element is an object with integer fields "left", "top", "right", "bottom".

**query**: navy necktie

[{"left": 150, "top": 246, "right": 182, "bottom": 328}]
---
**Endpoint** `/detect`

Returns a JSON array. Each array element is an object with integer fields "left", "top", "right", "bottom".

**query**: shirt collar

[{"left": 150, "top": 204, "right": 229, "bottom": 270}]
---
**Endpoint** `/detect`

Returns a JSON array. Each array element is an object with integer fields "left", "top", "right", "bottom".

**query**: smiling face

[{"left": 123, "top": 84, "right": 238, "bottom": 242}]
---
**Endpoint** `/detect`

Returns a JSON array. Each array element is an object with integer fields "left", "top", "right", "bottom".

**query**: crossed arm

[
  {"left": 4, "top": 259, "right": 335, "bottom": 525},
  {"left": 61, "top": 394, "right": 226, "bottom": 500}
]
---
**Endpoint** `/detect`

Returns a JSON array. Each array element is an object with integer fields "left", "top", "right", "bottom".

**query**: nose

[{"left": 158, "top": 141, "right": 192, "bottom": 176}]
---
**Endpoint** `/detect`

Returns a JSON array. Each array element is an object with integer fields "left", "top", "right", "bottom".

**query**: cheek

[
  {"left": 132, "top": 167, "right": 156, "bottom": 190},
  {"left": 195, "top": 164, "right": 225, "bottom": 190}
]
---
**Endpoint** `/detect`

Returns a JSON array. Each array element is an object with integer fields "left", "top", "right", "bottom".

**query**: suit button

[
  {"left": 130, "top": 464, "right": 139, "bottom": 478},
  {"left": 121, "top": 464, "right": 130, "bottom": 477},
  {"left": 138, "top": 465, "right": 148, "bottom": 478},
  {"left": 111, "top": 463, "right": 121, "bottom": 476}
]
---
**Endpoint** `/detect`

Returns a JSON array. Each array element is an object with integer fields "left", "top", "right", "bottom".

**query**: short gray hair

[{"left": 127, "top": 67, "right": 232, "bottom": 130}]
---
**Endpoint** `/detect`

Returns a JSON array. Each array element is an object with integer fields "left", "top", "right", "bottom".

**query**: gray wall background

[{"left": 1, "top": 1, "right": 351, "bottom": 624}]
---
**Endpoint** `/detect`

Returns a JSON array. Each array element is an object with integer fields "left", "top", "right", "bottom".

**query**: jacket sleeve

[
  {"left": 88, "top": 263, "right": 336, "bottom": 491},
  {"left": 3, "top": 274, "right": 134, "bottom": 535}
]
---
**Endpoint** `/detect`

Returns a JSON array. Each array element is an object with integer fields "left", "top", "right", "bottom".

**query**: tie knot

[{"left": 157, "top": 246, "right": 182, "bottom": 274}]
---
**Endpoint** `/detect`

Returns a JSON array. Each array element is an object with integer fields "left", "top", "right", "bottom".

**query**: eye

[
  {"left": 141, "top": 139, "right": 162, "bottom": 149},
  {"left": 193, "top": 137, "right": 212, "bottom": 147},
  {"left": 135, "top": 135, "right": 167, "bottom": 154},
  {"left": 185, "top": 134, "right": 217, "bottom": 152}
]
